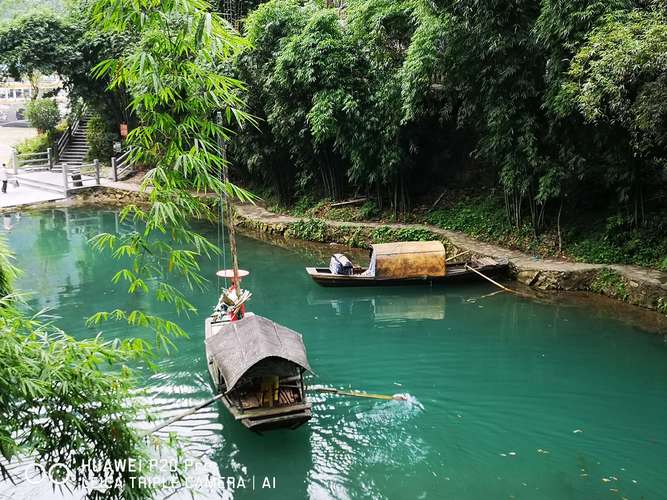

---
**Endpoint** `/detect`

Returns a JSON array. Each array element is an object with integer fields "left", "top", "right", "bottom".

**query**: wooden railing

[{"left": 110, "top": 147, "right": 135, "bottom": 181}]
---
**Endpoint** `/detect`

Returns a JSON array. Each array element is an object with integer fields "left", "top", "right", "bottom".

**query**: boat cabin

[
  {"left": 367, "top": 241, "right": 446, "bottom": 279},
  {"left": 205, "top": 314, "right": 313, "bottom": 430}
]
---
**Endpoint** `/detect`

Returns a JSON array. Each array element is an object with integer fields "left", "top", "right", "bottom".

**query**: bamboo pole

[
  {"left": 143, "top": 393, "right": 225, "bottom": 436},
  {"left": 446, "top": 249, "right": 471, "bottom": 262},
  {"left": 464, "top": 264, "right": 530, "bottom": 298},
  {"left": 313, "top": 387, "right": 407, "bottom": 401},
  {"left": 217, "top": 112, "right": 240, "bottom": 289}
]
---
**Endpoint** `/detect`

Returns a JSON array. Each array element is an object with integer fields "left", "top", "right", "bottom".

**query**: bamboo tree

[{"left": 87, "top": 0, "right": 256, "bottom": 350}]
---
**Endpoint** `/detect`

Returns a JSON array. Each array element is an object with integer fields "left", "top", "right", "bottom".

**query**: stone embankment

[{"left": 234, "top": 203, "right": 667, "bottom": 315}]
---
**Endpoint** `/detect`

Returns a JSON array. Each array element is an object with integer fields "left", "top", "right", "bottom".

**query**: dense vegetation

[
  {"left": 231, "top": 0, "right": 667, "bottom": 268},
  {"left": 1, "top": 0, "right": 253, "bottom": 496},
  {"left": 0, "top": 237, "right": 155, "bottom": 498}
]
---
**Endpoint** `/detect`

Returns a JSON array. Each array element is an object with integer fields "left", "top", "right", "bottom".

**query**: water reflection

[
  {"left": 2, "top": 208, "right": 666, "bottom": 500},
  {"left": 307, "top": 288, "right": 447, "bottom": 324}
]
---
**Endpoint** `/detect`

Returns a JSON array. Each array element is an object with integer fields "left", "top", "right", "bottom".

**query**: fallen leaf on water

[{"left": 573, "top": 429, "right": 583, "bottom": 434}]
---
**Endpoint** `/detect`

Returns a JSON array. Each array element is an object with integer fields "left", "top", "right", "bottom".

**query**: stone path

[{"left": 234, "top": 203, "right": 667, "bottom": 298}]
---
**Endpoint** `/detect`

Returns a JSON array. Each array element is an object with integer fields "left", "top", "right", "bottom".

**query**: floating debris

[
  {"left": 536, "top": 448, "right": 550, "bottom": 454},
  {"left": 602, "top": 478, "right": 611, "bottom": 483},
  {"left": 508, "top": 451, "right": 517, "bottom": 456},
  {"left": 573, "top": 429, "right": 583, "bottom": 434}
]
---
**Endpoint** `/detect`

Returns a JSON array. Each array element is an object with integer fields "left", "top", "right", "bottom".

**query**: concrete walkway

[{"left": 0, "top": 184, "right": 64, "bottom": 208}]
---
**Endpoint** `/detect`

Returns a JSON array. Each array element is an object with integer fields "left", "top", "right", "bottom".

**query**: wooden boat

[
  {"left": 205, "top": 314, "right": 313, "bottom": 431},
  {"left": 306, "top": 241, "right": 509, "bottom": 287}
]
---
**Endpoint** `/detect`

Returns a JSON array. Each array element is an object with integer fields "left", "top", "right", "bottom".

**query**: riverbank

[
  {"left": 235, "top": 203, "right": 667, "bottom": 315},
  {"left": 4, "top": 183, "right": 666, "bottom": 315}
]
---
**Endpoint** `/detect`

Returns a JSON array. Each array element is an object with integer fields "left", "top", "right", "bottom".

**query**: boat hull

[{"left": 305, "top": 260, "right": 509, "bottom": 287}]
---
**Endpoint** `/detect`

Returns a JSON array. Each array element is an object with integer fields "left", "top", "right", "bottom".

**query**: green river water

[{"left": 2, "top": 208, "right": 667, "bottom": 500}]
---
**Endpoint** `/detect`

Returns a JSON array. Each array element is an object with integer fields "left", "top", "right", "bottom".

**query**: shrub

[
  {"left": 371, "top": 226, "right": 437, "bottom": 243},
  {"left": 24, "top": 98, "right": 60, "bottom": 133},
  {"left": 86, "top": 113, "right": 118, "bottom": 161},
  {"left": 15, "top": 134, "right": 51, "bottom": 155},
  {"left": 286, "top": 218, "right": 329, "bottom": 242},
  {"left": 591, "top": 268, "right": 629, "bottom": 301}
]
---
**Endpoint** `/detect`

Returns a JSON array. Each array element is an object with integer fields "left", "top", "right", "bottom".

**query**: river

[{"left": 3, "top": 207, "right": 666, "bottom": 499}]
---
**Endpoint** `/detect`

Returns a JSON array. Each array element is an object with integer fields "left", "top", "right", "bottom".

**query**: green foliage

[
  {"left": 559, "top": 9, "right": 667, "bottom": 200},
  {"left": 567, "top": 213, "right": 667, "bottom": 270},
  {"left": 286, "top": 218, "right": 329, "bottom": 242},
  {"left": 657, "top": 297, "right": 667, "bottom": 315},
  {"left": 427, "top": 197, "right": 513, "bottom": 240},
  {"left": 370, "top": 226, "right": 437, "bottom": 244},
  {"left": 233, "top": 0, "right": 667, "bottom": 264},
  {"left": 24, "top": 98, "right": 60, "bottom": 132},
  {"left": 0, "top": 236, "right": 19, "bottom": 296},
  {"left": 0, "top": 11, "right": 72, "bottom": 81},
  {"left": 359, "top": 200, "right": 380, "bottom": 220},
  {"left": 591, "top": 268, "right": 629, "bottom": 301},
  {"left": 85, "top": 112, "right": 118, "bottom": 161},
  {"left": 88, "top": 0, "right": 256, "bottom": 352},
  {"left": 0, "top": 234, "right": 154, "bottom": 497},
  {"left": 15, "top": 133, "right": 52, "bottom": 155},
  {"left": 0, "top": 301, "right": 155, "bottom": 498}
]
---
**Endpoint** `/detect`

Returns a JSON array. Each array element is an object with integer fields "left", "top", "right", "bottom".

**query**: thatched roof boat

[
  {"left": 205, "top": 314, "right": 312, "bottom": 431},
  {"left": 306, "top": 241, "right": 508, "bottom": 287}
]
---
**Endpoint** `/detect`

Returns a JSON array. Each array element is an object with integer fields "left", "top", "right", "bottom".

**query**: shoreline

[
  {"left": 233, "top": 203, "right": 667, "bottom": 316},
  {"left": 4, "top": 185, "right": 666, "bottom": 316}
]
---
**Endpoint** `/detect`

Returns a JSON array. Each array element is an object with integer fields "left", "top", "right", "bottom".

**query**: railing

[
  {"left": 10, "top": 148, "right": 54, "bottom": 173},
  {"left": 56, "top": 104, "right": 87, "bottom": 162},
  {"left": 61, "top": 160, "right": 101, "bottom": 195},
  {"left": 111, "top": 147, "right": 134, "bottom": 181}
]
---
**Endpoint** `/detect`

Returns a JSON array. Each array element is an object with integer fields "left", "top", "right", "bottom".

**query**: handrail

[
  {"left": 111, "top": 146, "right": 135, "bottom": 181},
  {"left": 116, "top": 148, "right": 132, "bottom": 163},
  {"left": 56, "top": 103, "right": 88, "bottom": 160}
]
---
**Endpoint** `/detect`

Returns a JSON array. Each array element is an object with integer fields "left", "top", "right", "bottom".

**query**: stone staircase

[
  {"left": 57, "top": 115, "right": 90, "bottom": 166},
  {"left": 13, "top": 113, "right": 97, "bottom": 195}
]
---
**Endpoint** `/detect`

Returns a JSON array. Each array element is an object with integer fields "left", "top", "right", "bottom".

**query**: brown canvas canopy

[
  {"left": 370, "top": 241, "right": 446, "bottom": 279},
  {"left": 205, "top": 315, "right": 312, "bottom": 393}
]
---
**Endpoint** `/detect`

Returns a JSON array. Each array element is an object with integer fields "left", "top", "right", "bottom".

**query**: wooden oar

[
  {"left": 143, "top": 393, "right": 225, "bottom": 436},
  {"left": 464, "top": 264, "right": 531, "bottom": 298},
  {"left": 313, "top": 387, "right": 407, "bottom": 401}
]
